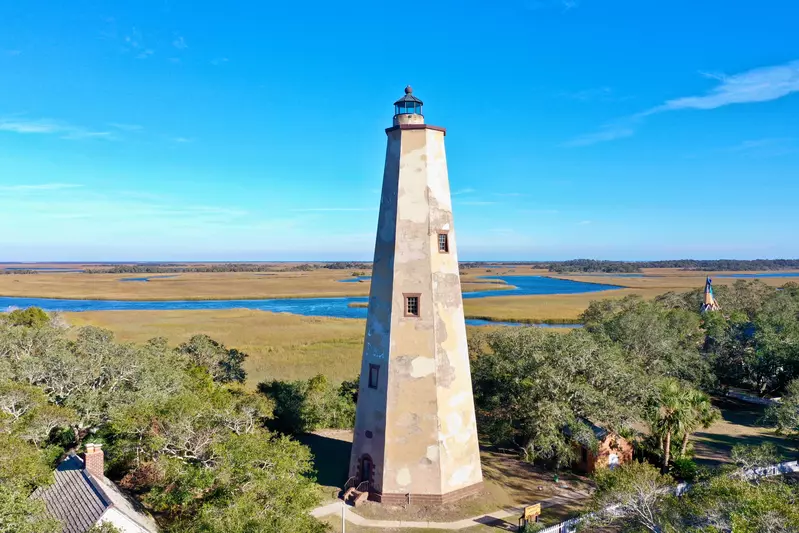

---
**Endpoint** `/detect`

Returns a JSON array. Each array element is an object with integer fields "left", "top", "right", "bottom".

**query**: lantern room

[{"left": 394, "top": 85, "right": 423, "bottom": 116}]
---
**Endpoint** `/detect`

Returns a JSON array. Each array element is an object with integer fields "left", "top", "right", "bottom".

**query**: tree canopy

[{"left": 0, "top": 308, "right": 325, "bottom": 533}]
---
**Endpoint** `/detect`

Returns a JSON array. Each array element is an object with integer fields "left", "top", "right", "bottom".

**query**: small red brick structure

[{"left": 571, "top": 422, "right": 634, "bottom": 474}]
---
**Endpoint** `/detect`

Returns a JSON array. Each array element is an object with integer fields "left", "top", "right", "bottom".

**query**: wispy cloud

[
  {"left": 452, "top": 188, "right": 476, "bottom": 196},
  {"left": 562, "top": 123, "right": 635, "bottom": 147},
  {"left": 211, "top": 57, "right": 229, "bottom": 66},
  {"left": 122, "top": 27, "right": 154, "bottom": 59},
  {"left": 171, "top": 137, "right": 193, "bottom": 143},
  {"left": 524, "top": 0, "right": 579, "bottom": 11},
  {"left": 4, "top": 50, "right": 21, "bottom": 56},
  {"left": 0, "top": 183, "right": 83, "bottom": 192},
  {"left": 457, "top": 200, "right": 496, "bottom": 206},
  {"left": 559, "top": 86, "right": 634, "bottom": 103},
  {"left": 0, "top": 117, "right": 112, "bottom": 140},
  {"left": 577, "top": 220, "right": 592, "bottom": 225},
  {"left": 109, "top": 123, "right": 143, "bottom": 131},
  {"left": 519, "top": 208, "right": 559, "bottom": 214},
  {"left": 492, "top": 192, "right": 526, "bottom": 197},
  {"left": 173, "top": 35, "right": 188, "bottom": 49},
  {"left": 292, "top": 207, "right": 376, "bottom": 212},
  {"left": 648, "top": 62, "right": 799, "bottom": 113},
  {"left": 124, "top": 27, "right": 143, "bottom": 49},
  {"left": 726, "top": 137, "right": 798, "bottom": 158},
  {"left": 566, "top": 60, "right": 799, "bottom": 146}
]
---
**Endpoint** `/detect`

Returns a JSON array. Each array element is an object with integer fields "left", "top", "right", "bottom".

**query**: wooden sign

[{"left": 523, "top": 504, "right": 541, "bottom": 521}]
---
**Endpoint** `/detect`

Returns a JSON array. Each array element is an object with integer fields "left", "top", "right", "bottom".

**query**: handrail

[
  {"left": 355, "top": 480, "right": 370, "bottom": 493},
  {"left": 342, "top": 476, "right": 357, "bottom": 492}
]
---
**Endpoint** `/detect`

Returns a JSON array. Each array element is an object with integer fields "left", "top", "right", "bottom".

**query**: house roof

[
  {"left": 563, "top": 419, "right": 611, "bottom": 443},
  {"left": 31, "top": 454, "right": 158, "bottom": 533}
]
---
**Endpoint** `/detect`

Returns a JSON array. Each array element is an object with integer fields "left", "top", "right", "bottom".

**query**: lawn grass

[
  {"left": 691, "top": 397, "right": 798, "bottom": 466},
  {"left": 304, "top": 428, "right": 591, "bottom": 527}
]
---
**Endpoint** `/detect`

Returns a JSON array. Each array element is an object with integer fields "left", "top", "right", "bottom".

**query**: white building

[{"left": 32, "top": 444, "right": 159, "bottom": 533}]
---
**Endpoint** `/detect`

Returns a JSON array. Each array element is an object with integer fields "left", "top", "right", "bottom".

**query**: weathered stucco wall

[
  {"left": 349, "top": 132, "right": 400, "bottom": 492},
  {"left": 349, "top": 114, "right": 483, "bottom": 501}
]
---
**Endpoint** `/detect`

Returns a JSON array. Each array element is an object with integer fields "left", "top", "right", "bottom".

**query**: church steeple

[{"left": 700, "top": 276, "right": 721, "bottom": 312}]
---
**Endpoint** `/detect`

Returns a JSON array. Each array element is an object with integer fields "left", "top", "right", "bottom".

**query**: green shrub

[
  {"left": 258, "top": 374, "right": 355, "bottom": 434},
  {"left": 670, "top": 457, "right": 699, "bottom": 482},
  {"left": 6, "top": 307, "right": 50, "bottom": 328}
]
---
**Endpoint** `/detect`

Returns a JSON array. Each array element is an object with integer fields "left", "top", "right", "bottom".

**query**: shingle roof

[
  {"left": 394, "top": 85, "right": 423, "bottom": 105},
  {"left": 563, "top": 419, "right": 610, "bottom": 442},
  {"left": 31, "top": 454, "right": 159, "bottom": 533},
  {"left": 31, "top": 456, "right": 109, "bottom": 533}
]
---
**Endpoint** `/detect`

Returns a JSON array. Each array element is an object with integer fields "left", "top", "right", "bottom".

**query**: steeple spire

[{"left": 701, "top": 276, "right": 721, "bottom": 312}]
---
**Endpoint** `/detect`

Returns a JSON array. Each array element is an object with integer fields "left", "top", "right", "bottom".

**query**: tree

[
  {"left": 258, "top": 374, "right": 355, "bottom": 434},
  {"left": 646, "top": 378, "right": 695, "bottom": 471},
  {"left": 0, "top": 313, "right": 330, "bottom": 531},
  {"left": 5, "top": 307, "right": 50, "bottom": 329},
  {"left": 582, "top": 296, "right": 710, "bottom": 387},
  {"left": 730, "top": 443, "right": 783, "bottom": 477},
  {"left": 178, "top": 335, "right": 248, "bottom": 383},
  {"left": 765, "top": 378, "right": 799, "bottom": 442},
  {"left": 165, "top": 433, "right": 326, "bottom": 533},
  {"left": 678, "top": 389, "right": 721, "bottom": 457},
  {"left": 0, "top": 434, "right": 60, "bottom": 533},
  {"left": 0, "top": 485, "right": 60, "bottom": 533},
  {"left": 589, "top": 461, "right": 674, "bottom": 533},
  {"left": 674, "top": 475, "right": 799, "bottom": 532},
  {"left": 471, "top": 327, "right": 643, "bottom": 464},
  {"left": 700, "top": 281, "right": 799, "bottom": 396}
]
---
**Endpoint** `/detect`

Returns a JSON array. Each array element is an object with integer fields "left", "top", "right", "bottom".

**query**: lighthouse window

[
  {"left": 405, "top": 295, "right": 420, "bottom": 317},
  {"left": 438, "top": 233, "right": 449, "bottom": 253},
  {"left": 368, "top": 364, "right": 380, "bottom": 389}
]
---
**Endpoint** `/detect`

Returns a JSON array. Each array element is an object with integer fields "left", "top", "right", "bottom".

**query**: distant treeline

[
  {"left": 501, "top": 259, "right": 799, "bottom": 273},
  {"left": 638, "top": 259, "right": 799, "bottom": 271},
  {"left": 85, "top": 264, "right": 276, "bottom": 274},
  {"left": 0, "top": 269, "right": 38, "bottom": 275},
  {"left": 64, "top": 258, "right": 799, "bottom": 275},
  {"left": 548, "top": 260, "right": 641, "bottom": 273},
  {"left": 321, "top": 262, "right": 370, "bottom": 270},
  {"left": 84, "top": 262, "right": 372, "bottom": 274}
]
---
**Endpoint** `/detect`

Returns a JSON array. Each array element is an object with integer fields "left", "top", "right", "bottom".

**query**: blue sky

[{"left": 1, "top": 0, "right": 798, "bottom": 261}]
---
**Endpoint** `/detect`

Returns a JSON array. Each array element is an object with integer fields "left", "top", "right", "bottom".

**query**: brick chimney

[{"left": 84, "top": 443, "right": 104, "bottom": 479}]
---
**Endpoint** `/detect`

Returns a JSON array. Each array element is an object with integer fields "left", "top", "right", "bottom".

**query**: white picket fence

[
  {"left": 536, "top": 516, "right": 581, "bottom": 533},
  {"left": 744, "top": 460, "right": 799, "bottom": 478},
  {"left": 529, "top": 460, "right": 799, "bottom": 533}
]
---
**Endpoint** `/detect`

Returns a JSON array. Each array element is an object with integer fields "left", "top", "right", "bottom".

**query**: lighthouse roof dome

[{"left": 394, "top": 85, "right": 423, "bottom": 105}]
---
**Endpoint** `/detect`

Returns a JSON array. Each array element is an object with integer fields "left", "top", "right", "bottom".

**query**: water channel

[{"left": 0, "top": 275, "right": 621, "bottom": 327}]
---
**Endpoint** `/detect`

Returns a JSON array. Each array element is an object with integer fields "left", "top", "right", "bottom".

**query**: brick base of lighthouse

[{"left": 369, "top": 481, "right": 485, "bottom": 505}]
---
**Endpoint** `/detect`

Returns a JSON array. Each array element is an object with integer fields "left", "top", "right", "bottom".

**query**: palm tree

[
  {"left": 650, "top": 378, "right": 694, "bottom": 471},
  {"left": 679, "top": 390, "right": 721, "bottom": 457}
]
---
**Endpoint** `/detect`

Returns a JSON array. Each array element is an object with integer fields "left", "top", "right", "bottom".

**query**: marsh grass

[
  {"left": 0, "top": 268, "right": 512, "bottom": 301},
  {"left": 65, "top": 309, "right": 367, "bottom": 385}
]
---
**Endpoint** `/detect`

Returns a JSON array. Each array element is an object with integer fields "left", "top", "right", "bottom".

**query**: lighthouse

[{"left": 347, "top": 87, "right": 483, "bottom": 505}]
